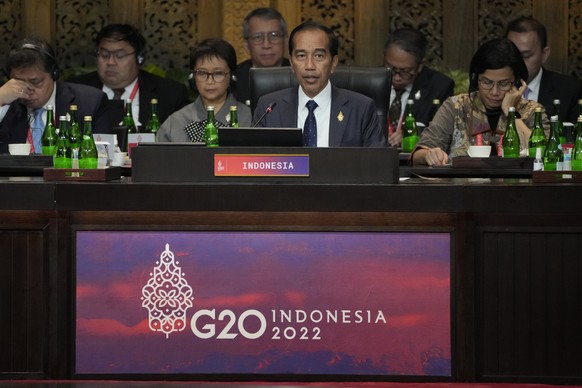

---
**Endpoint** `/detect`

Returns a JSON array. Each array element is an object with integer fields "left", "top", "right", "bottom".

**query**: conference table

[{"left": 1, "top": 147, "right": 581, "bottom": 384}]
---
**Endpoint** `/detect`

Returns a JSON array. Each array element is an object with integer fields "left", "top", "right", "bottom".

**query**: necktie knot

[
  {"left": 306, "top": 100, "right": 318, "bottom": 113},
  {"left": 113, "top": 88, "right": 125, "bottom": 100}
]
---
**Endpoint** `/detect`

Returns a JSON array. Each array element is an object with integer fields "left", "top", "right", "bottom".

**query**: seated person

[
  {"left": 412, "top": 38, "right": 549, "bottom": 166},
  {"left": 253, "top": 21, "right": 386, "bottom": 147},
  {"left": 68, "top": 24, "right": 190, "bottom": 128},
  {"left": 234, "top": 7, "right": 290, "bottom": 106},
  {"left": 156, "top": 38, "right": 251, "bottom": 142},
  {"left": 506, "top": 16, "right": 582, "bottom": 123},
  {"left": 384, "top": 28, "right": 455, "bottom": 146},
  {"left": 0, "top": 37, "right": 112, "bottom": 154}
]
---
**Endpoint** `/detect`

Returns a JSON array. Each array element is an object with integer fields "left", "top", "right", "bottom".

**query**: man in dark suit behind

[
  {"left": 0, "top": 37, "right": 112, "bottom": 154},
  {"left": 506, "top": 16, "right": 582, "bottom": 123},
  {"left": 68, "top": 24, "right": 190, "bottom": 129},
  {"left": 253, "top": 21, "right": 386, "bottom": 147},
  {"left": 384, "top": 28, "right": 455, "bottom": 147},
  {"left": 234, "top": 7, "right": 290, "bottom": 106}
]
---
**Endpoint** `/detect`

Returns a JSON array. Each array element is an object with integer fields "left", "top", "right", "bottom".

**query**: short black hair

[
  {"left": 289, "top": 21, "right": 339, "bottom": 57},
  {"left": 7, "top": 37, "right": 59, "bottom": 79},
  {"left": 190, "top": 38, "right": 237, "bottom": 92},
  {"left": 243, "top": 7, "right": 287, "bottom": 39},
  {"left": 95, "top": 24, "right": 146, "bottom": 58},
  {"left": 384, "top": 28, "right": 427, "bottom": 63},
  {"left": 469, "top": 38, "right": 528, "bottom": 92},
  {"left": 506, "top": 16, "right": 547, "bottom": 48}
]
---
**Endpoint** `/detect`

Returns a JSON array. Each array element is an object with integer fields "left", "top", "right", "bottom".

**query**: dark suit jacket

[
  {"left": 68, "top": 69, "right": 190, "bottom": 127},
  {"left": 409, "top": 66, "right": 455, "bottom": 125},
  {"left": 0, "top": 81, "right": 112, "bottom": 154},
  {"left": 234, "top": 58, "right": 291, "bottom": 105},
  {"left": 538, "top": 68, "right": 582, "bottom": 123},
  {"left": 253, "top": 85, "right": 386, "bottom": 147}
]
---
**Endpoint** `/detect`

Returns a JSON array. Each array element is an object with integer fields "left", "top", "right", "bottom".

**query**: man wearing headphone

[
  {"left": 0, "top": 37, "right": 112, "bottom": 154},
  {"left": 69, "top": 24, "right": 190, "bottom": 129}
]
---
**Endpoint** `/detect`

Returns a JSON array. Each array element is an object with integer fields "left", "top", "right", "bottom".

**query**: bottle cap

[
  {"left": 508, "top": 106, "right": 515, "bottom": 112},
  {"left": 84, "top": 116, "right": 92, "bottom": 121},
  {"left": 126, "top": 99, "right": 133, "bottom": 103},
  {"left": 407, "top": 99, "right": 414, "bottom": 104},
  {"left": 550, "top": 115, "right": 558, "bottom": 122},
  {"left": 553, "top": 99, "right": 560, "bottom": 104},
  {"left": 230, "top": 105, "right": 237, "bottom": 111},
  {"left": 432, "top": 99, "right": 440, "bottom": 104},
  {"left": 534, "top": 107, "right": 542, "bottom": 112},
  {"left": 47, "top": 105, "right": 53, "bottom": 110},
  {"left": 70, "top": 105, "right": 78, "bottom": 110},
  {"left": 151, "top": 98, "right": 158, "bottom": 104},
  {"left": 207, "top": 105, "right": 215, "bottom": 111}
]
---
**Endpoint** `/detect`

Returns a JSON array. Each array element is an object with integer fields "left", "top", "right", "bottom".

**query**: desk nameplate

[{"left": 214, "top": 154, "right": 309, "bottom": 177}]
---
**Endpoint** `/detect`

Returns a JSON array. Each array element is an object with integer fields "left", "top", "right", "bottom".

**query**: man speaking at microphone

[{"left": 253, "top": 21, "right": 386, "bottom": 147}]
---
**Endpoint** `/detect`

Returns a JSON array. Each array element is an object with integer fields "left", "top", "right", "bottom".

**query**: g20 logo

[{"left": 191, "top": 309, "right": 267, "bottom": 339}]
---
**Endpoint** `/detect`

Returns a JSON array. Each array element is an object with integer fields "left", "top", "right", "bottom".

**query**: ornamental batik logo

[{"left": 141, "top": 244, "right": 194, "bottom": 338}]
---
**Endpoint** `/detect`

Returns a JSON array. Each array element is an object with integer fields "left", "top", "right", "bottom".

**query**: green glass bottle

[
  {"left": 123, "top": 99, "right": 137, "bottom": 134},
  {"left": 145, "top": 98, "right": 161, "bottom": 134},
  {"left": 502, "top": 107, "right": 520, "bottom": 158},
  {"left": 204, "top": 105, "right": 219, "bottom": 147},
  {"left": 553, "top": 99, "right": 565, "bottom": 145},
  {"left": 41, "top": 105, "right": 57, "bottom": 156},
  {"left": 544, "top": 115, "right": 564, "bottom": 171},
  {"left": 578, "top": 99, "right": 582, "bottom": 119},
  {"left": 401, "top": 99, "right": 419, "bottom": 153},
  {"left": 571, "top": 116, "right": 582, "bottom": 171},
  {"left": 79, "top": 116, "right": 98, "bottom": 169},
  {"left": 68, "top": 105, "right": 82, "bottom": 169},
  {"left": 54, "top": 115, "right": 72, "bottom": 169},
  {"left": 528, "top": 107, "right": 546, "bottom": 158},
  {"left": 229, "top": 105, "right": 239, "bottom": 128}
]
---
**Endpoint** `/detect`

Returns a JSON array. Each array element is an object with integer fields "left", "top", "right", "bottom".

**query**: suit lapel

[
  {"left": 55, "top": 81, "right": 75, "bottom": 118},
  {"left": 279, "top": 88, "right": 299, "bottom": 128},
  {"left": 329, "top": 86, "right": 351, "bottom": 146}
]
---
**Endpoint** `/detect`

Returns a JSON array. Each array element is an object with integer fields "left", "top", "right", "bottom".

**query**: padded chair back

[{"left": 249, "top": 66, "right": 391, "bottom": 133}]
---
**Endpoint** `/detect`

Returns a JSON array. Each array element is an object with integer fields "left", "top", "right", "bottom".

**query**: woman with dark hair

[
  {"left": 157, "top": 38, "right": 251, "bottom": 142},
  {"left": 412, "top": 38, "right": 549, "bottom": 166}
]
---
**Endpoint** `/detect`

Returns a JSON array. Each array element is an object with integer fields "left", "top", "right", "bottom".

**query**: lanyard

[{"left": 129, "top": 81, "right": 139, "bottom": 101}]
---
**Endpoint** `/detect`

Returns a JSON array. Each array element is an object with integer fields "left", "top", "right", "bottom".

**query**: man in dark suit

[
  {"left": 234, "top": 8, "right": 290, "bottom": 106},
  {"left": 506, "top": 16, "right": 582, "bottom": 123},
  {"left": 68, "top": 24, "right": 189, "bottom": 129},
  {"left": 253, "top": 21, "right": 385, "bottom": 147},
  {"left": 384, "top": 28, "right": 455, "bottom": 146},
  {"left": 0, "top": 37, "right": 112, "bottom": 154}
]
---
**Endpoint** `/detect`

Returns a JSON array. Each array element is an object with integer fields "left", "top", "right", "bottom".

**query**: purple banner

[{"left": 76, "top": 231, "right": 451, "bottom": 376}]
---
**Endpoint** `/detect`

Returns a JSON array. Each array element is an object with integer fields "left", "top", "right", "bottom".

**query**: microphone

[{"left": 252, "top": 102, "right": 277, "bottom": 127}]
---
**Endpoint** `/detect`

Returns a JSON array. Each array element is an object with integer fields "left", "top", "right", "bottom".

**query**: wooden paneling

[
  {"left": 21, "top": 0, "right": 54, "bottom": 42},
  {"left": 109, "top": 0, "right": 143, "bottom": 27},
  {"left": 443, "top": 0, "right": 478, "bottom": 73},
  {"left": 533, "top": 0, "right": 568, "bottom": 74},
  {"left": 354, "top": 0, "right": 388, "bottom": 66},
  {"left": 0, "top": 221, "right": 51, "bottom": 377}
]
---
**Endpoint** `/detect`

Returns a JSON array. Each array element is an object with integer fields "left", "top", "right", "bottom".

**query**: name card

[{"left": 214, "top": 154, "right": 309, "bottom": 177}]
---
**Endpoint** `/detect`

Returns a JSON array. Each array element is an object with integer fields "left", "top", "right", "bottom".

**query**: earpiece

[
  {"left": 21, "top": 43, "right": 59, "bottom": 80},
  {"left": 137, "top": 53, "right": 145, "bottom": 65},
  {"left": 188, "top": 72, "right": 196, "bottom": 91}
]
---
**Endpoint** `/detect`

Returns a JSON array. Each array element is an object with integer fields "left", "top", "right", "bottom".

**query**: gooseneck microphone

[{"left": 252, "top": 102, "right": 277, "bottom": 127}]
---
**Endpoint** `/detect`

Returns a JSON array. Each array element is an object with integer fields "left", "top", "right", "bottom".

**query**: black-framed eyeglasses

[
  {"left": 247, "top": 31, "right": 285, "bottom": 45},
  {"left": 96, "top": 49, "right": 136, "bottom": 61},
  {"left": 193, "top": 69, "right": 229, "bottom": 82},
  {"left": 387, "top": 65, "right": 417, "bottom": 80},
  {"left": 478, "top": 77, "right": 514, "bottom": 92}
]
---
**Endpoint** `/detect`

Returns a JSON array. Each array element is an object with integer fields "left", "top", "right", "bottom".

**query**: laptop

[{"left": 217, "top": 127, "right": 302, "bottom": 147}]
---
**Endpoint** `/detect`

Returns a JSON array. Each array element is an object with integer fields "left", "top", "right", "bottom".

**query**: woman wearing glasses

[
  {"left": 412, "top": 38, "right": 549, "bottom": 166},
  {"left": 157, "top": 38, "right": 251, "bottom": 142}
]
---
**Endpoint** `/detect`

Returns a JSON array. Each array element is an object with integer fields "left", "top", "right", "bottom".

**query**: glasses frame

[
  {"left": 96, "top": 49, "right": 136, "bottom": 61},
  {"left": 386, "top": 65, "right": 418, "bottom": 81},
  {"left": 192, "top": 69, "right": 230, "bottom": 83},
  {"left": 478, "top": 77, "right": 515, "bottom": 92},
  {"left": 246, "top": 31, "right": 286, "bottom": 45}
]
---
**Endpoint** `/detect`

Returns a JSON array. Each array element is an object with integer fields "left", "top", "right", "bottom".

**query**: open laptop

[{"left": 217, "top": 127, "right": 302, "bottom": 147}]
